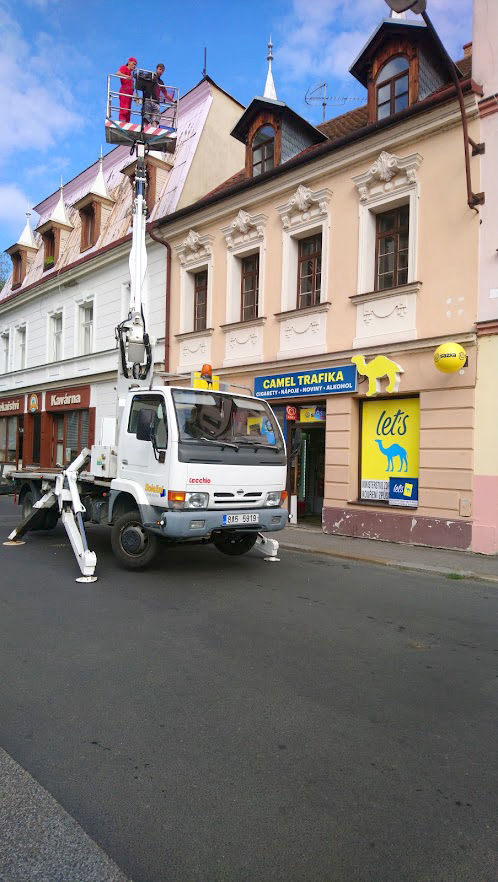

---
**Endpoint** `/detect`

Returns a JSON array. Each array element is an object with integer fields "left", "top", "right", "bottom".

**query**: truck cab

[{"left": 98, "top": 385, "right": 288, "bottom": 567}]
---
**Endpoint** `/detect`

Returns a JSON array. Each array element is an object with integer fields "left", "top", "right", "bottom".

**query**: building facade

[
  {"left": 471, "top": 0, "right": 498, "bottom": 554},
  {"left": 153, "top": 17, "right": 489, "bottom": 552},
  {"left": 0, "top": 77, "right": 245, "bottom": 473}
]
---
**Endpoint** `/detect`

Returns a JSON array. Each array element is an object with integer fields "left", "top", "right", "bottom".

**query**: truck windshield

[{"left": 172, "top": 389, "right": 284, "bottom": 451}]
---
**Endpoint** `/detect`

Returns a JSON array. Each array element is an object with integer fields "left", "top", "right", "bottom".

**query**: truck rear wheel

[
  {"left": 111, "top": 511, "right": 158, "bottom": 569},
  {"left": 20, "top": 489, "right": 57, "bottom": 531},
  {"left": 213, "top": 532, "right": 258, "bottom": 556}
]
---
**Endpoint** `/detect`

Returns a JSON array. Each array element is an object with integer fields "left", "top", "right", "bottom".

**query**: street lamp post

[{"left": 384, "top": 0, "right": 484, "bottom": 210}]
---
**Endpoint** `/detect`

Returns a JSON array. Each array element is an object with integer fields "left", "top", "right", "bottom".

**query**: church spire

[{"left": 264, "top": 35, "right": 277, "bottom": 100}]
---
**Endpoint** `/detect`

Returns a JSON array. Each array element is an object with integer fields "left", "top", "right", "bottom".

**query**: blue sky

[{"left": 0, "top": 0, "right": 472, "bottom": 254}]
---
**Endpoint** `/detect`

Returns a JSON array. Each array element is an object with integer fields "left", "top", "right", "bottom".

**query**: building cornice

[{"left": 166, "top": 331, "right": 476, "bottom": 380}]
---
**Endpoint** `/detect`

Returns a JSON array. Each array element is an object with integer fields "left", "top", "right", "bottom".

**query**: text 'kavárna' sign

[{"left": 254, "top": 365, "right": 357, "bottom": 400}]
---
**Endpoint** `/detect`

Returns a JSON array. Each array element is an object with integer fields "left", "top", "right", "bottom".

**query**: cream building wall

[{"left": 160, "top": 90, "right": 482, "bottom": 550}]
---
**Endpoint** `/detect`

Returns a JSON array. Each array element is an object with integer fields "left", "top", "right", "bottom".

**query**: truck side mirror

[{"left": 136, "top": 409, "right": 155, "bottom": 442}]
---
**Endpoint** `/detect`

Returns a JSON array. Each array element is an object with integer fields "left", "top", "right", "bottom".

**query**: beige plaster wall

[
  {"left": 176, "top": 86, "right": 245, "bottom": 211},
  {"left": 168, "top": 107, "right": 480, "bottom": 375}
]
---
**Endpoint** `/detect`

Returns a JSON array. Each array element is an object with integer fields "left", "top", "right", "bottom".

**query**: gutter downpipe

[
  {"left": 421, "top": 9, "right": 485, "bottom": 210},
  {"left": 148, "top": 226, "right": 171, "bottom": 377}
]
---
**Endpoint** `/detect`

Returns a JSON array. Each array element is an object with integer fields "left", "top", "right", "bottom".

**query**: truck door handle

[{"left": 122, "top": 459, "right": 128, "bottom": 465}]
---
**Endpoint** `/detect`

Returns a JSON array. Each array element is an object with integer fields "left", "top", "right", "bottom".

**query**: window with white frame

[
  {"left": 221, "top": 210, "right": 267, "bottom": 325},
  {"left": 352, "top": 150, "right": 421, "bottom": 295},
  {"left": 79, "top": 301, "right": 93, "bottom": 355},
  {"left": 1, "top": 332, "right": 10, "bottom": 373},
  {"left": 175, "top": 230, "right": 214, "bottom": 335},
  {"left": 16, "top": 326, "right": 26, "bottom": 370},
  {"left": 51, "top": 312, "right": 63, "bottom": 361},
  {"left": 276, "top": 185, "right": 331, "bottom": 314},
  {"left": 240, "top": 253, "right": 259, "bottom": 321}
]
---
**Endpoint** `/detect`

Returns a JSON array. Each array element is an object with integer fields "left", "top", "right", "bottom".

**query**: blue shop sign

[
  {"left": 388, "top": 477, "right": 419, "bottom": 508},
  {"left": 254, "top": 365, "right": 357, "bottom": 400}
]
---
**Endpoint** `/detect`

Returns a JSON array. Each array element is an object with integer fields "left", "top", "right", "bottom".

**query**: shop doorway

[{"left": 288, "top": 404, "right": 326, "bottom": 525}]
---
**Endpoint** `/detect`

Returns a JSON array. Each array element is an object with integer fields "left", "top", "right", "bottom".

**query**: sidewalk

[
  {"left": 278, "top": 523, "right": 498, "bottom": 583},
  {"left": 0, "top": 747, "right": 132, "bottom": 882}
]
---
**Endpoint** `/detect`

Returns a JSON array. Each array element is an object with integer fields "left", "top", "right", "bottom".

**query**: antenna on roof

[
  {"left": 202, "top": 47, "right": 207, "bottom": 78},
  {"left": 305, "top": 81, "right": 364, "bottom": 122}
]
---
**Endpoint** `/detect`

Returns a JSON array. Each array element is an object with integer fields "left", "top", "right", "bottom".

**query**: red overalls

[{"left": 118, "top": 65, "right": 134, "bottom": 123}]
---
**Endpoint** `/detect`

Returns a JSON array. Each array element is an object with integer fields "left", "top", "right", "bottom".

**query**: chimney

[{"left": 462, "top": 41, "right": 472, "bottom": 58}]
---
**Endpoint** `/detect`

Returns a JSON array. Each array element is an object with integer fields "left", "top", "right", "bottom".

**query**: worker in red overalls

[{"left": 116, "top": 57, "right": 137, "bottom": 123}]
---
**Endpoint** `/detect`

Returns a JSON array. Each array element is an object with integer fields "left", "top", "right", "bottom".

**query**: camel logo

[
  {"left": 375, "top": 439, "right": 407, "bottom": 473},
  {"left": 351, "top": 355, "right": 403, "bottom": 397}
]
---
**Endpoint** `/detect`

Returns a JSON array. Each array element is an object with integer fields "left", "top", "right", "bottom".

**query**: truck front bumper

[{"left": 145, "top": 506, "right": 288, "bottom": 539}]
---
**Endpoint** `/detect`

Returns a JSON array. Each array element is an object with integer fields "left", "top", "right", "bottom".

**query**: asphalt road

[{"left": 0, "top": 495, "right": 497, "bottom": 882}]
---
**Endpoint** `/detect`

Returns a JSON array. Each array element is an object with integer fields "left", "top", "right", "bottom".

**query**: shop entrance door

[{"left": 288, "top": 410, "right": 326, "bottom": 525}]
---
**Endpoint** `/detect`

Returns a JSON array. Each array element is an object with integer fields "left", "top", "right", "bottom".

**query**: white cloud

[
  {"left": 0, "top": 184, "right": 32, "bottom": 230},
  {"left": 0, "top": 3, "right": 83, "bottom": 162},
  {"left": 274, "top": 0, "right": 472, "bottom": 93}
]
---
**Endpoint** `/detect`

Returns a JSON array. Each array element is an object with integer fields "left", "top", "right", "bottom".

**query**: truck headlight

[
  {"left": 265, "top": 491, "right": 283, "bottom": 507},
  {"left": 185, "top": 492, "right": 209, "bottom": 509}
]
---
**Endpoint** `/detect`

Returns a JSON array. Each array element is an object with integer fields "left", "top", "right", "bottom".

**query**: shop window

[
  {"left": 193, "top": 270, "right": 207, "bottom": 331},
  {"left": 0, "top": 416, "right": 18, "bottom": 464},
  {"left": 16, "top": 326, "right": 26, "bottom": 370},
  {"left": 375, "top": 206, "right": 409, "bottom": 290},
  {"left": 297, "top": 234, "right": 322, "bottom": 309},
  {"left": 53, "top": 410, "right": 89, "bottom": 467},
  {"left": 359, "top": 397, "right": 419, "bottom": 505},
  {"left": 252, "top": 125, "right": 274, "bottom": 177},
  {"left": 50, "top": 312, "right": 63, "bottom": 362},
  {"left": 1, "top": 332, "right": 10, "bottom": 373},
  {"left": 79, "top": 301, "right": 93, "bottom": 355},
  {"left": 240, "top": 253, "right": 259, "bottom": 321},
  {"left": 376, "top": 56, "right": 409, "bottom": 120}
]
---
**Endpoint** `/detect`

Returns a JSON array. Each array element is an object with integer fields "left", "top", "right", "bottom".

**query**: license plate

[{"left": 222, "top": 513, "right": 259, "bottom": 526}]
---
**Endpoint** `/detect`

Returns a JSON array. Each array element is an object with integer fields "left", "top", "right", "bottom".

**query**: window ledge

[
  {"left": 175, "top": 327, "right": 214, "bottom": 341},
  {"left": 220, "top": 316, "right": 266, "bottom": 332},
  {"left": 350, "top": 281, "right": 422, "bottom": 303},
  {"left": 275, "top": 301, "right": 331, "bottom": 322},
  {"left": 348, "top": 499, "right": 418, "bottom": 510}
]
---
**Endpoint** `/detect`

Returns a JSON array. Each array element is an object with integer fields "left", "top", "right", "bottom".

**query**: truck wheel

[
  {"left": 20, "top": 489, "right": 46, "bottom": 531},
  {"left": 213, "top": 532, "right": 258, "bottom": 556},
  {"left": 111, "top": 511, "right": 158, "bottom": 569}
]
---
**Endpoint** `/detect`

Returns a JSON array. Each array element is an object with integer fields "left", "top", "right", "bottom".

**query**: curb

[{"left": 279, "top": 541, "right": 498, "bottom": 584}]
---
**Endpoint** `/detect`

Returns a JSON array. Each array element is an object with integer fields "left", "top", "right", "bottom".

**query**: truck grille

[{"left": 213, "top": 491, "right": 263, "bottom": 507}]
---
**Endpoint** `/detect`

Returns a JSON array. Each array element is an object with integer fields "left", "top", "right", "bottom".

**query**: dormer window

[
  {"left": 80, "top": 203, "right": 96, "bottom": 251},
  {"left": 252, "top": 125, "right": 275, "bottom": 177},
  {"left": 43, "top": 230, "right": 56, "bottom": 270},
  {"left": 11, "top": 253, "right": 23, "bottom": 289},
  {"left": 376, "top": 56, "right": 409, "bottom": 120}
]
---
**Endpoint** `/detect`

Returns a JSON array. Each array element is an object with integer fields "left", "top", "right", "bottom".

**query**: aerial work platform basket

[{"left": 106, "top": 70, "right": 179, "bottom": 152}]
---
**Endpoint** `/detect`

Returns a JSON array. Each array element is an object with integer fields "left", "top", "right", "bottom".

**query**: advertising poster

[
  {"left": 360, "top": 398, "right": 419, "bottom": 503},
  {"left": 299, "top": 406, "right": 326, "bottom": 423}
]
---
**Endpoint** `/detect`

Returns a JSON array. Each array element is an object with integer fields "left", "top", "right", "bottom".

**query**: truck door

[{"left": 120, "top": 393, "right": 169, "bottom": 501}]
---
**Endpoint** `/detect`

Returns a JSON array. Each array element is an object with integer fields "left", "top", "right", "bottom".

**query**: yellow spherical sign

[{"left": 433, "top": 342, "right": 467, "bottom": 373}]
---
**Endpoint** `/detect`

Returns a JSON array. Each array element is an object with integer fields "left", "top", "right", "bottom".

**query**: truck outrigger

[{"left": 5, "top": 70, "right": 288, "bottom": 581}]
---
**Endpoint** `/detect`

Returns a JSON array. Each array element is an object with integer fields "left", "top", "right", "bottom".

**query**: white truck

[{"left": 5, "top": 77, "right": 288, "bottom": 581}]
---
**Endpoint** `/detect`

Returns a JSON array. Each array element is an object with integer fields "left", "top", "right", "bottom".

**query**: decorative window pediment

[
  {"left": 352, "top": 150, "right": 422, "bottom": 204},
  {"left": 222, "top": 209, "right": 267, "bottom": 250},
  {"left": 277, "top": 184, "right": 331, "bottom": 231},
  {"left": 175, "top": 229, "right": 213, "bottom": 268}
]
